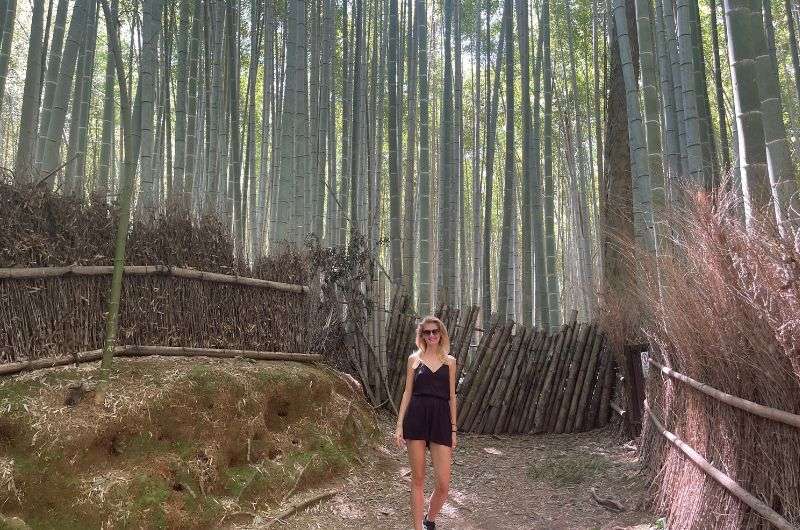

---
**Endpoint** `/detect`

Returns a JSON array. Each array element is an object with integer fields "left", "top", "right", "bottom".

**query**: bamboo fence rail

[
  {"left": 645, "top": 401, "right": 795, "bottom": 530},
  {"left": 648, "top": 358, "right": 800, "bottom": 429},
  {"left": 0, "top": 265, "right": 308, "bottom": 293},
  {"left": 0, "top": 345, "right": 323, "bottom": 376}
]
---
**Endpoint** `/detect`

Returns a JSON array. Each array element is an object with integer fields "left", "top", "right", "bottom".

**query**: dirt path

[{"left": 275, "top": 415, "right": 659, "bottom": 530}]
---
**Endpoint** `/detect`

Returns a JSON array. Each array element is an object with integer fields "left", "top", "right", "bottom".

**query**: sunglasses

[{"left": 421, "top": 328, "right": 440, "bottom": 336}]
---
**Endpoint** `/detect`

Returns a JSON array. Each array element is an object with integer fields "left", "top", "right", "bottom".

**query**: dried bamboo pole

[
  {"left": 538, "top": 316, "right": 579, "bottom": 433},
  {"left": 508, "top": 331, "right": 546, "bottom": 432},
  {"left": 456, "top": 315, "right": 499, "bottom": 401},
  {"left": 390, "top": 315, "right": 416, "bottom": 405},
  {"left": 0, "top": 347, "right": 125, "bottom": 376},
  {"left": 0, "top": 265, "right": 308, "bottom": 293},
  {"left": 0, "top": 346, "right": 323, "bottom": 377},
  {"left": 570, "top": 327, "right": 603, "bottom": 432},
  {"left": 585, "top": 336, "right": 611, "bottom": 429},
  {"left": 555, "top": 323, "right": 592, "bottom": 433},
  {"left": 597, "top": 348, "right": 616, "bottom": 427},
  {"left": 477, "top": 326, "right": 527, "bottom": 433},
  {"left": 455, "top": 307, "right": 484, "bottom": 385},
  {"left": 494, "top": 328, "right": 537, "bottom": 433},
  {"left": 545, "top": 319, "right": 581, "bottom": 433},
  {"left": 459, "top": 321, "right": 513, "bottom": 430},
  {"left": 649, "top": 358, "right": 800, "bottom": 429},
  {"left": 534, "top": 324, "right": 574, "bottom": 432},
  {"left": 644, "top": 401, "right": 795, "bottom": 530},
  {"left": 123, "top": 345, "right": 324, "bottom": 362},
  {"left": 454, "top": 306, "right": 479, "bottom": 373},
  {"left": 523, "top": 332, "right": 561, "bottom": 432}
]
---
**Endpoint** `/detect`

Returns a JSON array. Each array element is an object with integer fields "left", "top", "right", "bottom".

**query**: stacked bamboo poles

[
  {"left": 456, "top": 315, "right": 617, "bottom": 435},
  {"left": 436, "top": 303, "right": 479, "bottom": 382},
  {"left": 372, "top": 288, "right": 616, "bottom": 431}
]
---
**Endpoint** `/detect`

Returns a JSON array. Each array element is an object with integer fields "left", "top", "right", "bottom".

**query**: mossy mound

[{"left": 0, "top": 358, "right": 378, "bottom": 529}]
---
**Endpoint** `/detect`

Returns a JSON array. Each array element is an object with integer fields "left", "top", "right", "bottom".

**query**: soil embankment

[{"left": 0, "top": 357, "right": 377, "bottom": 529}]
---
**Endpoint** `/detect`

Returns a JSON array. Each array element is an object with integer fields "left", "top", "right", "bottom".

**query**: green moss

[
  {"left": 224, "top": 466, "right": 261, "bottom": 498},
  {"left": 120, "top": 432, "right": 196, "bottom": 460},
  {"left": 130, "top": 475, "right": 170, "bottom": 529},
  {"left": 527, "top": 452, "right": 612, "bottom": 486}
]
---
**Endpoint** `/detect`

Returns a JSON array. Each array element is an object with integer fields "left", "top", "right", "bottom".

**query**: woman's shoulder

[
  {"left": 446, "top": 353, "right": 456, "bottom": 365},
  {"left": 408, "top": 349, "right": 421, "bottom": 360}
]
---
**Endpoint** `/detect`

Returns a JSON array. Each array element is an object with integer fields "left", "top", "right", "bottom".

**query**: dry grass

[
  {"left": 0, "top": 357, "right": 379, "bottom": 529},
  {"left": 613, "top": 187, "right": 800, "bottom": 528},
  {"left": 0, "top": 181, "right": 313, "bottom": 362}
]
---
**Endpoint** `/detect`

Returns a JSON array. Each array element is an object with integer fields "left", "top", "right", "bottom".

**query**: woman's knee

[
  {"left": 435, "top": 477, "right": 449, "bottom": 495},
  {"left": 411, "top": 473, "right": 425, "bottom": 489}
]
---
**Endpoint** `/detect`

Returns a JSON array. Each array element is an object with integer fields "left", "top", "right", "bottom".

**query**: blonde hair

[{"left": 415, "top": 316, "right": 450, "bottom": 363}]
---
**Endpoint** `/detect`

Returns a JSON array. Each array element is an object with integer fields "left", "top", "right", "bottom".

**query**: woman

[{"left": 394, "top": 316, "right": 458, "bottom": 530}]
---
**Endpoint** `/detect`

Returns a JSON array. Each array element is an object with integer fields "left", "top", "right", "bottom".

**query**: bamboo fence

[
  {"left": 383, "top": 290, "right": 616, "bottom": 434},
  {"left": 0, "top": 266, "right": 308, "bottom": 362}
]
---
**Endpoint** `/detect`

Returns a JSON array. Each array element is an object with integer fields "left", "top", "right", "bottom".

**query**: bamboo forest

[{"left": 1, "top": 0, "right": 799, "bottom": 526}]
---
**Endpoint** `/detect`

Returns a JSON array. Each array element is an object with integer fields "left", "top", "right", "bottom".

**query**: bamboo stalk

[
  {"left": 644, "top": 401, "right": 795, "bottom": 530},
  {"left": 0, "top": 347, "right": 125, "bottom": 376},
  {"left": 495, "top": 328, "right": 537, "bottom": 433},
  {"left": 478, "top": 326, "right": 527, "bottom": 433},
  {"left": 649, "top": 358, "right": 800, "bottom": 429},
  {"left": 455, "top": 307, "right": 485, "bottom": 385},
  {"left": 0, "top": 346, "right": 322, "bottom": 377},
  {"left": 523, "top": 332, "right": 561, "bottom": 432},
  {"left": 545, "top": 321, "right": 580, "bottom": 433},
  {"left": 0, "top": 265, "right": 309, "bottom": 293},
  {"left": 508, "top": 331, "right": 545, "bottom": 432},
  {"left": 585, "top": 335, "right": 610, "bottom": 428},
  {"left": 555, "top": 323, "right": 592, "bottom": 433},
  {"left": 460, "top": 321, "right": 512, "bottom": 430},
  {"left": 571, "top": 327, "right": 603, "bottom": 432},
  {"left": 122, "top": 345, "right": 324, "bottom": 362},
  {"left": 456, "top": 315, "right": 500, "bottom": 409},
  {"left": 597, "top": 349, "right": 616, "bottom": 427},
  {"left": 540, "top": 320, "right": 579, "bottom": 433}
]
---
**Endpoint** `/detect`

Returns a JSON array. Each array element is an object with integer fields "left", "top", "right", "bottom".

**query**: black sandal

[{"left": 423, "top": 514, "right": 436, "bottom": 529}]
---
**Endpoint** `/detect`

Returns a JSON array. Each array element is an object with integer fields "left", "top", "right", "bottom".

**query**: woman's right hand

[{"left": 394, "top": 426, "right": 405, "bottom": 448}]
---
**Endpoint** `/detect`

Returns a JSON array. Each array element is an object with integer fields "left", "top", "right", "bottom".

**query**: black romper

[{"left": 402, "top": 359, "right": 453, "bottom": 447}]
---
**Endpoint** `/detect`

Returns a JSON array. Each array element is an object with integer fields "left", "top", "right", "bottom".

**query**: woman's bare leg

[
  {"left": 426, "top": 442, "right": 452, "bottom": 522},
  {"left": 407, "top": 440, "right": 427, "bottom": 530}
]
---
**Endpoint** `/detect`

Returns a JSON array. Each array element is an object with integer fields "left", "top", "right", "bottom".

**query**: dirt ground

[{"left": 262, "top": 413, "right": 660, "bottom": 530}]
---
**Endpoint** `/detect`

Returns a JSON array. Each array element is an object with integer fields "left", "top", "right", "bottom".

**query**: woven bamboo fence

[
  {"left": 384, "top": 289, "right": 617, "bottom": 434},
  {"left": 0, "top": 266, "right": 308, "bottom": 362}
]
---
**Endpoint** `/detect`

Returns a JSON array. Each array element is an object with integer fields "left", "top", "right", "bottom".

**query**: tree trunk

[
  {"left": 13, "top": 0, "right": 45, "bottom": 183},
  {"left": 40, "top": 0, "right": 89, "bottom": 184},
  {"left": 417, "top": 0, "right": 432, "bottom": 313},
  {"left": 388, "top": 0, "right": 403, "bottom": 286},
  {"left": 36, "top": 0, "right": 69, "bottom": 167},
  {"left": 542, "top": 0, "right": 560, "bottom": 328},
  {"left": 751, "top": 0, "right": 800, "bottom": 229},
  {"left": 497, "top": 0, "right": 515, "bottom": 320}
]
